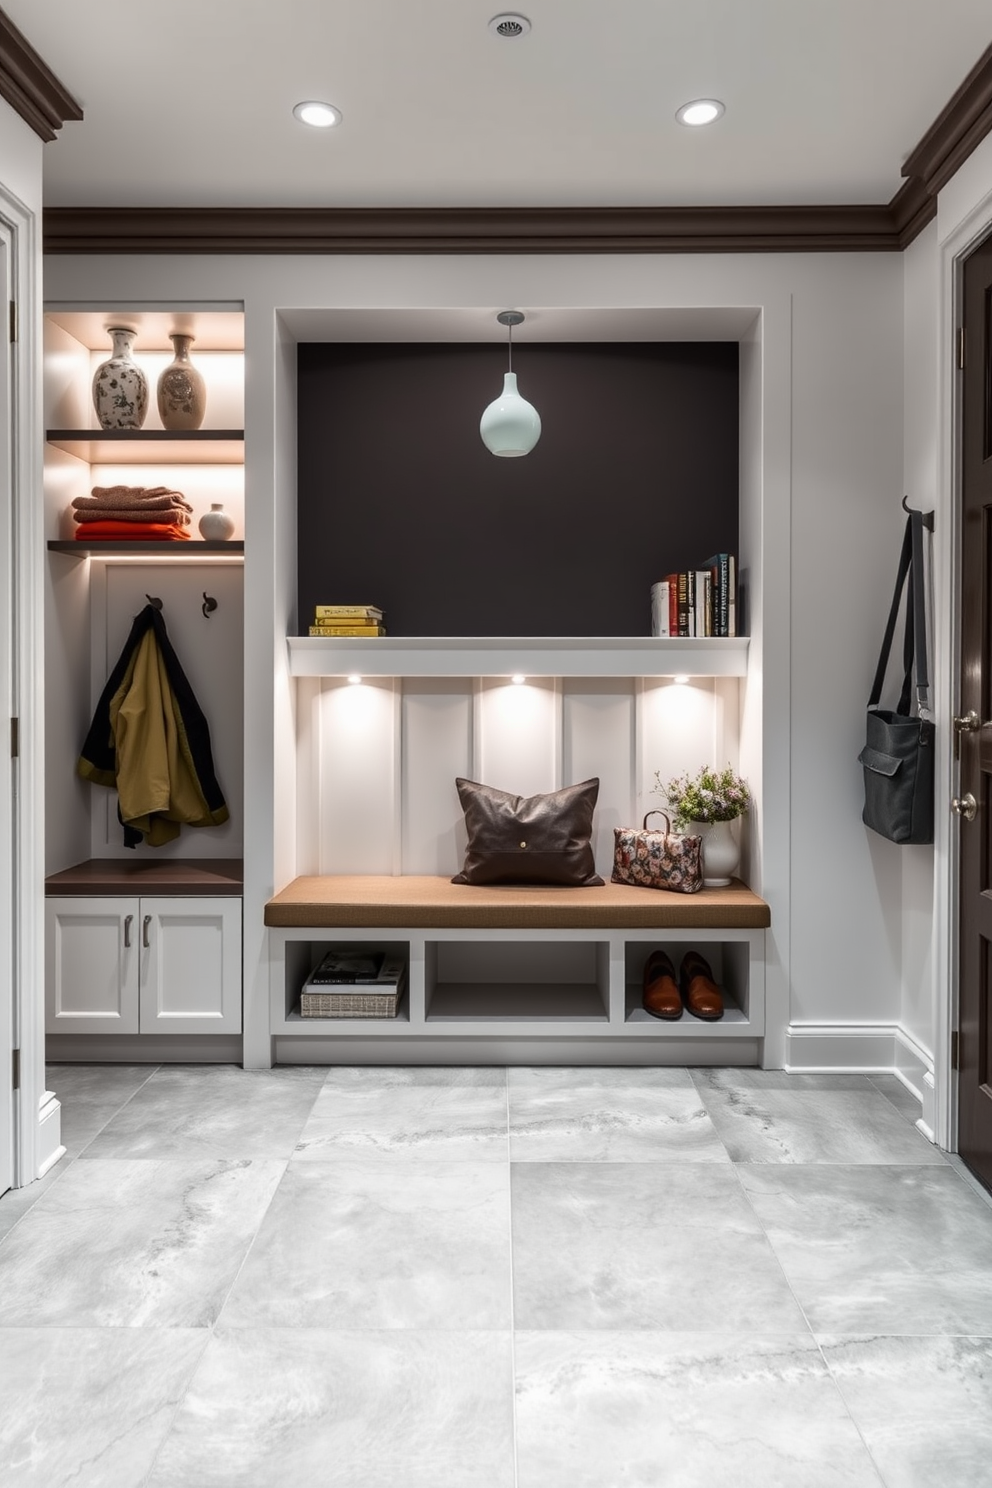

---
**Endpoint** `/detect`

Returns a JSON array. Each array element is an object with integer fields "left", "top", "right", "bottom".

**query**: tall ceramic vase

[
  {"left": 157, "top": 332, "right": 207, "bottom": 431},
  {"left": 692, "top": 818, "right": 740, "bottom": 887},
  {"left": 92, "top": 326, "right": 148, "bottom": 429}
]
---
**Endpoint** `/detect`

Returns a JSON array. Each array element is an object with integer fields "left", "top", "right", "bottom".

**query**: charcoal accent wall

[{"left": 297, "top": 342, "right": 739, "bottom": 637}]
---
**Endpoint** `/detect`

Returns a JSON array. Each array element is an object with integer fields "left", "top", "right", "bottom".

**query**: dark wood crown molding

[
  {"left": 0, "top": 10, "right": 81, "bottom": 143},
  {"left": 37, "top": 42, "right": 992, "bottom": 255},
  {"left": 901, "top": 42, "right": 992, "bottom": 198},
  {"left": 43, "top": 201, "right": 909, "bottom": 255}
]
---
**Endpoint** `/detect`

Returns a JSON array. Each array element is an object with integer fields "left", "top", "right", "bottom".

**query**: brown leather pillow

[{"left": 451, "top": 776, "right": 604, "bottom": 887}]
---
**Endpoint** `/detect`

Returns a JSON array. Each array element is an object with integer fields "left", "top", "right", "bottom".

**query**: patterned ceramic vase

[
  {"left": 157, "top": 332, "right": 207, "bottom": 431},
  {"left": 198, "top": 503, "right": 235, "bottom": 540},
  {"left": 692, "top": 818, "right": 740, "bottom": 887},
  {"left": 92, "top": 326, "right": 148, "bottom": 429}
]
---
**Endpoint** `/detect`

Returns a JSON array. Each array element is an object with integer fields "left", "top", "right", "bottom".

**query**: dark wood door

[{"left": 958, "top": 233, "right": 992, "bottom": 1194}]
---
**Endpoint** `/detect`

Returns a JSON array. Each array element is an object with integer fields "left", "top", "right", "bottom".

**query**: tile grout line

[{"left": 506, "top": 1068, "right": 520, "bottom": 1488}]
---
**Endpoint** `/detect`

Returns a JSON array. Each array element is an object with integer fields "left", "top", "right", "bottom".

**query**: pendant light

[{"left": 480, "top": 311, "right": 542, "bottom": 457}]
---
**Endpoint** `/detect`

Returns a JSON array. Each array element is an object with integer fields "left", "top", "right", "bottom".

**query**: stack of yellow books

[{"left": 308, "top": 604, "right": 386, "bottom": 637}]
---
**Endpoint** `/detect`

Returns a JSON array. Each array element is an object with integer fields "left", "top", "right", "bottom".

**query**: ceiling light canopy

[
  {"left": 480, "top": 312, "right": 541, "bottom": 458},
  {"left": 293, "top": 101, "right": 342, "bottom": 129},
  {"left": 676, "top": 99, "right": 725, "bottom": 127}
]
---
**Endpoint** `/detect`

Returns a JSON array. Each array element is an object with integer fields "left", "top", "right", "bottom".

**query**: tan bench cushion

[{"left": 264, "top": 874, "right": 770, "bottom": 930}]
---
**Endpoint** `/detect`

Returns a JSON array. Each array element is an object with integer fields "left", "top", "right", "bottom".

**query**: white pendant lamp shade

[
  {"left": 480, "top": 311, "right": 541, "bottom": 456},
  {"left": 480, "top": 371, "right": 542, "bottom": 457}
]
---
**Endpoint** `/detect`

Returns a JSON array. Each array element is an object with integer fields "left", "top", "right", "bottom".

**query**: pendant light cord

[{"left": 507, "top": 319, "right": 513, "bottom": 374}]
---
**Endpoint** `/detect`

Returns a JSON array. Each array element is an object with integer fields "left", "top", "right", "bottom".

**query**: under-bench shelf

[{"left": 264, "top": 875, "right": 769, "bottom": 1065}]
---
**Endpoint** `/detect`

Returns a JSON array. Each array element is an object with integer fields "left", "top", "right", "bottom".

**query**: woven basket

[{"left": 300, "top": 985, "right": 402, "bottom": 1019}]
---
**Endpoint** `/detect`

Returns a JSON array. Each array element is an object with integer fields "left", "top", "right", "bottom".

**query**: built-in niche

[{"left": 297, "top": 341, "right": 739, "bottom": 637}]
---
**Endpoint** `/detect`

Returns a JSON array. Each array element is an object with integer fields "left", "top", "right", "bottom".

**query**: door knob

[
  {"left": 953, "top": 711, "right": 980, "bottom": 733},
  {"left": 951, "top": 792, "right": 978, "bottom": 821}
]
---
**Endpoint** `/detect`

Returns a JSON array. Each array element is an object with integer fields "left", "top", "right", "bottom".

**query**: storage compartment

[
  {"left": 425, "top": 939, "right": 610, "bottom": 1023},
  {"left": 282, "top": 939, "right": 411, "bottom": 1026},
  {"left": 624, "top": 939, "right": 751, "bottom": 1027}
]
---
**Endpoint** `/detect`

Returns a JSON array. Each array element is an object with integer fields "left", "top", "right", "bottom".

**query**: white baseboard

[
  {"left": 35, "top": 1090, "right": 64, "bottom": 1180},
  {"left": 785, "top": 1021, "right": 935, "bottom": 1094}
]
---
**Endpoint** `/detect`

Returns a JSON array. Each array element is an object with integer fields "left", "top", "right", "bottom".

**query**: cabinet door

[
  {"left": 45, "top": 897, "right": 140, "bottom": 1035},
  {"left": 138, "top": 897, "right": 242, "bottom": 1035}
]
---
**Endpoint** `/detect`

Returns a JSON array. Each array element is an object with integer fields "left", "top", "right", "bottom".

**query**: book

[
  {"left": 314, "top": 604, "right": 383, "bottom": 620},
  {"left": 676, "top": 571, "right": 690, "bottom": 636},
  {"left": 702, "top": 553, "right": 731, "bottom": 637},
  {"left": 308, "top": 625, "right": 388, "bottom": 637},
  {"left": 306, "top": 948, "right": 385, "bottom": 984},
  {"left": 650, "top": 580, "right": 670, "bottom": 637},
  {"left": 305, "top": 951, "right": 407, "bottom": 989},
  {"left": 695, "top": 569, "right": 712, "bottom": 638}
]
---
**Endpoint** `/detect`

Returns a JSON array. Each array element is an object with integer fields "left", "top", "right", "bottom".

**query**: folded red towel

[{"left": 74, "top": 520, "right": 191, "bottom": 540}]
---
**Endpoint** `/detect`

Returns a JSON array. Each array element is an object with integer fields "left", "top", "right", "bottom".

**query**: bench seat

[{"left": 264, "top": 874, "right": 770, "bottom": 931}]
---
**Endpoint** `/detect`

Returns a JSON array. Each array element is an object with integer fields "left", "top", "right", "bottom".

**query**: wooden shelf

[
  {"left": 45, "top": 857, "right": 244, "bottom": 896},
  {"left": 286, "top": 634, "right": 749, "bottom": 679},
  {"left": 48, "top": 540, "right": 243, "bottom": 558},
  {"left": 46, "top": 429, "right": 245, "bottom": 464}
]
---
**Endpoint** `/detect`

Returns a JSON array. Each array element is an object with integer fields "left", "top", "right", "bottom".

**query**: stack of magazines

[{"left": 300, "top": 947, "right": 406, "bottom": 1019}]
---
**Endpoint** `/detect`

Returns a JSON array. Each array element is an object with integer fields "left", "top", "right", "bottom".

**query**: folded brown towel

[
  {"left": 75, "top": 484, "right": 193, "bottom": 513},
  {"left": 74, "top": 506, "right": 191, "bottom": 525}
]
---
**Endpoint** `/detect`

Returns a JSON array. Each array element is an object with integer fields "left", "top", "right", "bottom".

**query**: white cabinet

[{"left": 46, "top": 896, "right": 242, "bottom": 1036}]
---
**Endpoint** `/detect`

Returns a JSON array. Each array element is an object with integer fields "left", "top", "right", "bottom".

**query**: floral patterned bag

[{"left": 611, "top": 810, "right": 703, "bottom": 894}]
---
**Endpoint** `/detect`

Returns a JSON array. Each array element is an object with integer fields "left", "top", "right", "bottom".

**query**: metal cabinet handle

[
  {"left": 123, "top": 913, "right": 133, "bottom": 948},
  {"left": 951, "top": 792, "right": 978, "bottom": 821},
  {"left": 953, "top": 711, "right": 980, "bottom": 733},
  {"left": 143, "top": 914, "right": 152, "bottom": 948}
]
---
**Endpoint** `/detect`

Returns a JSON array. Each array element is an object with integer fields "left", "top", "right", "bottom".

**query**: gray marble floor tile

[
  {"left": 740, "top": 1165, "right": 992, "bottom": 1333},
  {"left": 46, "top": 1061, "right": 159, "bottom": 1106},
  {"left": 819, "top": 1334, "right": 992, "bottom": 1488},
  {"left": 697, "top": 1087, "right": 944, "bottom": 1164},
  {"left": 511, "top": 1162, "right": 808, "bottom": 1331},
  {"left": 145, "top": 1327, "right": 515, "bottom": 1488},
  {"left": 515, "top": 1331, "right": 885, "bottom": 1488},
  {"left": 691, "top": 1069, "right": 879, "bottom": 1092},
  {"left": 508, "top": 1066, "right": 730, "bottom": 1162},
  {"left": 82, "top": 1064, "right": 328, "bottom": 1160},
  {"left": 0, "top": 1157, "right": 284, "bottom": 1327},
  {"left": 221, "top": 1159, "right": 511, "bottom": 1328},
  {"left": 867, "top": 1073, "right": 925, "bottom": 1125},
  {"left": 0, "top": 1327, "right": 207, "bottom": 1488},
  {"left": 295, "top": 1066, "right": 509, "bottom": 1161}
]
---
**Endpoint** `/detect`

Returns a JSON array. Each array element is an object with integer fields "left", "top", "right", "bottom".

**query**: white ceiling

[{"left": 7, "top": 0, "right": 992, "bottom": 210}]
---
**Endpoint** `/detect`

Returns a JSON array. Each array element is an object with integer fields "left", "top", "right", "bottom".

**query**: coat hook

[
  {"left": 202, "top": 592, "right": 218, "bottom": 618},
  {"left": 902, "top": 494, "right": 935, "bottom": 532},
  {"left": 145, "top": 594, "right": 163, "bottom": 611}
]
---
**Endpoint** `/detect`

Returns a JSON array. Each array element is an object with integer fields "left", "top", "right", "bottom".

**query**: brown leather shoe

[
  {"left": 680, "top": 951, "right": 724, "bottom": 1021},
  {"left": 642, "top": 949, "right": 683, "bottom": 1020}
]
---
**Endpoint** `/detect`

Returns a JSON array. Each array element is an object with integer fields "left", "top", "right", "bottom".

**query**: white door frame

[
  {"left": 935, "top": 187, "right": 992, "bottom": 1155},
  {"left": 0, "top": 180, "right": 61, "bottom": 1188}
]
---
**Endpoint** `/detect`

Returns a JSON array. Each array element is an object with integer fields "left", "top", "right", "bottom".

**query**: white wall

[{"left": 41, "top": 249, "right": 906, "bottom": 1068}]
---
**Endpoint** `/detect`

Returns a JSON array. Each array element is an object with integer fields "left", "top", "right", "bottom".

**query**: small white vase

[
  {"left": 198, "top": 503, "right": 235, "bottom": 541},
  {"left": 92, "top": 326, "right": 148, "bottom": 429},
  {"left": 691, "top": 818, "right": 740, "bottom": 887}
]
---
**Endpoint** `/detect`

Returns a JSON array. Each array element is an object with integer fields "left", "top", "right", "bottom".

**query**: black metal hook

[
  {"left": 145, "top": 594, "right": 163, "bottom": 611},
  {"left": 902, "top": 494, "right": 935, "bottom": 531},
  {"left": 202, "top": 592, "right": 218, "bottom": 619}
]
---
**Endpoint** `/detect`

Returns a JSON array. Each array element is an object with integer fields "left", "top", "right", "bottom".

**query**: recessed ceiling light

[
  {"left": 489, "top": 13, "right": 531, "bottom": 38},
  {"left": 676, "top": 99, "right": 725, "bottom": 127},
  {"left": 293, "top": 100, "right": 342, "bottom": 129}
]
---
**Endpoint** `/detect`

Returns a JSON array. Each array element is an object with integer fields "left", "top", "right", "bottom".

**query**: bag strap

[
  {"left": 642, "top": 809, "right": 671, "bottom": 833},
  {"left": 867, "top": 512, "right": 930, "bottom": 717}
]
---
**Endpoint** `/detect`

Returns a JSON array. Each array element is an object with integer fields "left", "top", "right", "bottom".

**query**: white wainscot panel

[
  {"left": 401, "top": 680, "right": 473, "bottom": 875},
  {"left": 476, "top": 678, "right": 559, "bottom": 796},
  {"left": 294, "top": 677, "right": 322, "bottom": 875},
  {"left": 562, "top": 679, "right": 636, "bottom": 880},
  {"left": 95, "top": 563, "right": 244, "bottom": 858},
  {"left": 638, "top": 677, "right": 741, "bottom": 810},
  {"left": 317, "top": 678, "right": 397, "bottom": 874}
]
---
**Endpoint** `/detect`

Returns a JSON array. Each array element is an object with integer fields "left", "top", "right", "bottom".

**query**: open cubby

[{"left": 425, "top": 940, "right": 610, "bottom": 1023}]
